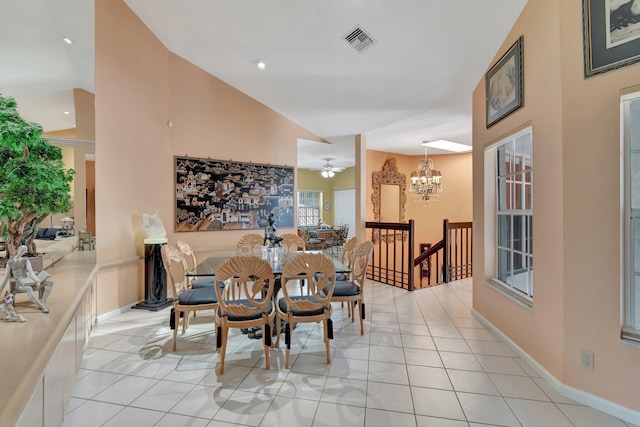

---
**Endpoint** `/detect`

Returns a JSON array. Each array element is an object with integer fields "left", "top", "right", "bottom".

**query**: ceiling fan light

[
  {"left": 328, "top": 170, "right": 335, "bottom": 178},
  {"left": 321, "top": 170, "right": 329, "bottom": 178}
]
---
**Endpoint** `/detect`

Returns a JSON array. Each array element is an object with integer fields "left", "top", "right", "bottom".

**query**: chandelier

[{"left": 408, "top": 142, "right": 443, "bottom": 205}]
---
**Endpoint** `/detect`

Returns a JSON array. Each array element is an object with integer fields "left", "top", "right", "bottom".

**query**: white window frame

[
  {"left": 484, "top": 126, "right": 534, "bottom": 307},
  {"left": 297, "top": 190, "right": 323, "bottom": 227},
  {"left": 622, "top": 90, "right": 640, "bottom": 343}
]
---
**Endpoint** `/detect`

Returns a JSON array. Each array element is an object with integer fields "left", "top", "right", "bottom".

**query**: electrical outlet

[{"left": 580, "top": 350, "right": 594, "bottom": 370}]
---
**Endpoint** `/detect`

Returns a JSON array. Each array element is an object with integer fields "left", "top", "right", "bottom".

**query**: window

[
  {"left": 297, "top": 190, "right": 322, "bottom": 227},
  {"left": 623, "top": 91, "right": 640, "bottom": 342},
  {"left": 485, "top": 127, "right": 533, "bottom": 303}
]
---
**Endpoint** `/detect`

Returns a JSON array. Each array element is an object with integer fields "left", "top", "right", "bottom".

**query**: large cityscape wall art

[{"left": 175, "top": 156, "right": 295, "bottom": 231}]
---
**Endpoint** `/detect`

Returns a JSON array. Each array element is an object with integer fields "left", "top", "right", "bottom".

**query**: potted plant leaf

[{"left": 0, "top": 94, "right": 75, "bottom": 262}]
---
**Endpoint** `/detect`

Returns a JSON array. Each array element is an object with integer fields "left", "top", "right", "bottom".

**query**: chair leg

[
  {"left": 218, "top": 325, "right": 228, "bottom": 375},
  {"left": 284, "top": 321, "right": 292, "bottom": 369},
  {"left": 262, "top": 324, "right": 270, "bottom": 370},
  {"left": 275, "top": 316, "right": 281, "bottom": 347},
  {"left": 173, "top": 310, "right": 180, "bottom": 351},
  {"left": 359, "top": 300, "right": 364, "bottom": 335},
  {"left": 323, "top": 318, "right": 331, "bottom": 364}
]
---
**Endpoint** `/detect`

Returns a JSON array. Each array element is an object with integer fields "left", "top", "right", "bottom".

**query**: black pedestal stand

[{"left": 133, "top": 241, "right": 173, "bottom": 311}]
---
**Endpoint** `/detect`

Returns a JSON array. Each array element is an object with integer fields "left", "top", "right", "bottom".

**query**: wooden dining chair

[
  {"left": 276, "top": 253, "right": 336, "bottom": 368},
  {"left": 325, "top": 240, "right": 373, "bottom": 336},
  {"left": 281, "top": 233, "right": 306, "bottom": 252},
  {"left": 214, "top": 256, "right": 276, "bottom": 374},
  {"left": 236, "top": 233, "right": 264, "bottom": 256},
  {"left": 161, "top": 244, "right": 220, "bottom": 351},
  {"left": 175, "top": 240, "right": 215, "bottom": 289}
]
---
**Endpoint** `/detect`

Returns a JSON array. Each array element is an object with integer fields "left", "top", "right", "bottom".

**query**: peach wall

[
  {"left": 473, "top": 0, "right": 640, "bottom": 413},
  {"left": 473, "top": 0, "right": 565, "bottom": 378},
  {"left": 559, "top": 0, "right": 640, "bottom": 411},
  {"left": 366, "top": 149, "right": 472, "bottom": 286},
  {"left": 96, "top": 0, "right": 172, "bottom": 312},
  {"left": 95, "top": 0, "right": 323, "bottom": 314}
]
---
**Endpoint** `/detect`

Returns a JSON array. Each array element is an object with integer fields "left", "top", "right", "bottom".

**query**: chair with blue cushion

[
  {"left": 214, "top": 256, "right": 276, "bottom": 374},
  {"left": 325, "top": 240, "right": 373, "bottom": 336},
  {"left": 175, "top": 240, "right": 216, "bottom": 289},
  {"left": 276, "top": 253, "right": 336, "bottom": 368},
  {"left": 161, "top": 244, "right": 220, "bottom": 351}
]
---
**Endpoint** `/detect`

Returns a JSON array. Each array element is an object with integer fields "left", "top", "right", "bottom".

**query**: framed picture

[
  {"left": 174, "top": 156, "right": 294, "bottom": 232},
  {"left": 486, "top": 36, "right": 524, "bottom": 128},
  {"left": 583, "top": 0, "right": 640, "bottom": 77}
]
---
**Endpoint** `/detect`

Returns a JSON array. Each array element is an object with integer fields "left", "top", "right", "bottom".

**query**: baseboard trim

[
  {"left": 472, "top": 309, "right": 640, "bottom": 425},
  {"left": 97, "top": 305, "right": 131, "bottom": 323}
]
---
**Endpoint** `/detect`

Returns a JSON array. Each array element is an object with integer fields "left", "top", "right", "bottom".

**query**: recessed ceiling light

[
  {"left": 64, "top": 111, "right": 70, "bottom": 115},
  {"left": 257, "top": 60, "right": 266, "bottom": 70},
  {"left": 422, "top": 140, "right": 472, "bottom": 153},
  {"left": 63, "top": 37, "right": 73, "bottom": 45}
]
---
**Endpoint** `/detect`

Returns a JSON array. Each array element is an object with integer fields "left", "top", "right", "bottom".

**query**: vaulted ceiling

[{"left": 0, "top": 0, "right": 527, "bottom": 169}]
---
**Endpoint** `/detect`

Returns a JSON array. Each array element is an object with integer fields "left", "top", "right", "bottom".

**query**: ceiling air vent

[{"left": 343, "top": 25, "right": 376, "bottom": 52}]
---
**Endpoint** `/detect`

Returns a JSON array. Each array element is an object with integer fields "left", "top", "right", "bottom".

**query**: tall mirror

[{"left": 372, "top": 158, "right": 407, "bottom": 222}]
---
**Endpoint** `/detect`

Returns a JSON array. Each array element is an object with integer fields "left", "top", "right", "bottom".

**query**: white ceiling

[{"left": 0, "top": 0, "right": 527, "bottom": 169}]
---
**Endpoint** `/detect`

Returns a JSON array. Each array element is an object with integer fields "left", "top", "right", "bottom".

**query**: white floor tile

[
  {"left": 101, "top": 406, "right": 165, "bottom": 427},
  {"left": 401, "top": 334, "right": 437, "bottom": 350},
  {"left": 365, "top": 408, "right": 417, "bottom": 427},
  {"left": 557, "top": 403, "right": 629, "bottom": 427},
  {"left": 260, "top": 396, "right": 319, "bottom": 427},
  {"left": 411, "top": 387, "right": 465, "bottom": 420},
  {"left": 475, "top": 355, "right": 527, "bottom": 376},
  {"left": 368, "top": 360, "right": 410, "bottom": 385},
  {"left": 447, "top": 370, "right": 500, "bottom": 396},
  {"left": 407, "top": 365, "right": 453, "bottom": 390},
  {"left": 321, "top": 377, "right": 367, "bottom": 407},
  {"left": 312, "top": 401, "right": 366, "bottom": 427},
  {"left": 290, "top": 353, "right": 332, "bottom": 375},
  {"left": 457, "top": 328, "right": 496, "bottom": 341},
  {"left": 465, "top": 339, "right": 511, "bottom": 356},
  {"left": 404, "top": 348, "right": 444, "bottom": 368},
  {"left": 170, "top": 384, "right": 233, "bottom": 419},
  {"left": 213, "top": 390, "right": 275, "bottom": 426},
  {"left": 366, "top": 382, "right": 415, "bottom": 413},
  {"left": 457, "top": 392, "right": 520, "bottom": 427},
  {"left": 432, "top": 337, "right": 472, "bottom": 353},
  {"left": 62, "top": 400, "right": 123, "bottom": 427},
  {"left": 415, "top": 416, "right": 470, "bottom": 427},
  {"left": 129, "top": 379, "right": 195, "bottom": 411},
  {"left": 439, "top": 352, "right": 483, "bottom": 372},
  {"left": 506, "top": 398, "right": 573, "bottom": 427},
  {"left": 278, "top": 372, "right": 327, "bottom": 400},
  {"left": 532, "top": 378, "right": 581, "bottom": 404},
  {"left": 489, "top": 373, "right": 550, "bottom": 401},
  {"left": 92, "top": 375, "right": 159, "bottom": 405},
  {"left": 64, "top": 279, "right": 634, "bottom": 427},
  {"left": 154, "top": 412, "right": 210, "bottom": 427},
  {"left": 70, "top": 371, "right": 124, "bottom": 399}
]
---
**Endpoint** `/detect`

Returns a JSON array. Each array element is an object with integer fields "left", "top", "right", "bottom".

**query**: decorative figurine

[
  {"left": 0, "top": 292, "right": 26, "bottom": 322},
  {"left": 0, "top": 245, "right": 54, "bottom": 314},
  {"left": 264, "top": 213, "right": 283, "bottom": 247},
  {"left": 142, "top": 211, "right": 167, "bottom": 241}
]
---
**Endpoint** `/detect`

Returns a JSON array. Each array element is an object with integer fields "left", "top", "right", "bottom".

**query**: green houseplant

[{"left": 0, "top": 94, "right": 75, "bottom": 259}]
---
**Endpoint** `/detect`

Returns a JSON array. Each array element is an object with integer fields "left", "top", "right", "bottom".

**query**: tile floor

[{"left": 63, "top": 278, "right": 637, "bottom": 427}]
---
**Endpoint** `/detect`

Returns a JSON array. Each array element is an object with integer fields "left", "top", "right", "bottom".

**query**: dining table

[
  {"left": 186, "top": 250, "right": 351, "bottom": 287},
  {"left": 186, "top": 251, "right": 350, "bottom": 339}
]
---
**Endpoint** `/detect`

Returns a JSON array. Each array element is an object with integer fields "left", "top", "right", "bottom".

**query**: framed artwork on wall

[
  {"left": 174, "top": 156, "right": 294, "bottom": 232},
  {"left": 583, "top": 0, "right": 640, "bottom": 77},
  {"left": 485, "top": 36, "right": 524, "bottom": 128}
]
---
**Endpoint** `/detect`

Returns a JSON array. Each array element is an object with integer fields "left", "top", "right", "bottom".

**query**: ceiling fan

[{"left": 312, "top": 158, "right": 345, "bottom": 178}]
